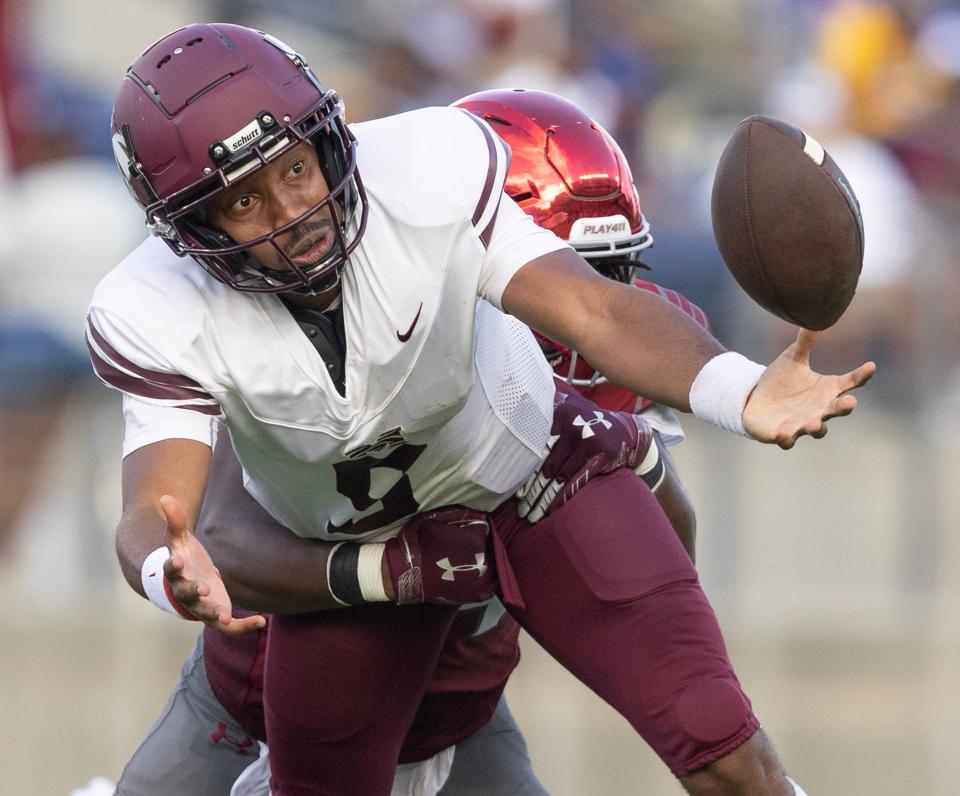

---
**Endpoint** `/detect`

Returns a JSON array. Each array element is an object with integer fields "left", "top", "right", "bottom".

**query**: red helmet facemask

[
  {"left": 454, "top": 88, "right": 653, "bottom": 387},
  {"left": 111, "top": 24, "right": 368, "bottom": 294}
]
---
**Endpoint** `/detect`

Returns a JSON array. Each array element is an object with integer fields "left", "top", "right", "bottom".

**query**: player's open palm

[
  {"left": 743, "top": 329, "right": 876, "bottom": 449},
  {"left": 160, "top": 494, "right": 266, "bottom": 635}
]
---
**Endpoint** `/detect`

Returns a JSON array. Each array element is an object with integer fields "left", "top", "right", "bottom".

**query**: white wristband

[
  {"left": 141, "top": 546, "right": 180, "bottom": 616},
  {"left": 689, "top": 352, "right": 766, "bottom": 437},
  {"left": 357, "top": 543, "right": 389, "bottom": 602}
]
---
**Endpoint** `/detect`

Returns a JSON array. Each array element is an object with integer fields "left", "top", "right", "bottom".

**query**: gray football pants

[{"left": 116, "top": 634, "right": 548, "bottom": 795}]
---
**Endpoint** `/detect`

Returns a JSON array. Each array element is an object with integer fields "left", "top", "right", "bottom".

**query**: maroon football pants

[
  {"left": 492, "top": 468, "right": 759, "bottom": 776},
  {"left": 266, "top": 469, "right": 758, "bottom": 793},
  {"left": 265, "top": 603, "right": 457, "bottom": 796}
]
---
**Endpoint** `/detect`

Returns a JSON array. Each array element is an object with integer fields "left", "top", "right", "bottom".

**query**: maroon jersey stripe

[
  {"left": 86, "top": 338, "right": 220, "bottom": 411},
  {"left": 90, "top": 353, "right": 221, "bottom": 414},
  {"left": 461, "top": 111, "right": 503, "bottom": 228},
  {"left": 479, "top": 205, "right": 500, "bottom": 249},
  {"left": 86, "top": 317, "right": 209, "bottom": 392}
]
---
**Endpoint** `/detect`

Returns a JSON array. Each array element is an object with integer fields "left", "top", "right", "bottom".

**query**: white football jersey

[{"left": 87, "top": 107, "right": 568, "bottom": 540}]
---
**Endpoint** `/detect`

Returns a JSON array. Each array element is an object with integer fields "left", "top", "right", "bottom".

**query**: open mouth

[{"left": 289, "top": 226, "right": 334, "bottom": 268}]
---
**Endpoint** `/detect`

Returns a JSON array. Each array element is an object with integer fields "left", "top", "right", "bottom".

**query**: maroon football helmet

[
  {"left": 454, "top": 88, "right": 653, "bottom": 386},
  {"left": 111, "top": 23, "right": 367, "bottom": 293}
]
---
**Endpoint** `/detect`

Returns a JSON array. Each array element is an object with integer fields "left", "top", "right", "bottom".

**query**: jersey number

[{"left": 329, "top": 443, "right": 426, "bottom": 536}]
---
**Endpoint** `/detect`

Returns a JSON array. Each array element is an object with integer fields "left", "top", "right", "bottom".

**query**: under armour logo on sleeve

[
  {"left": 572, "top": 412, "right": 613, "bottom": 439},
  {"left": 436, "top": 553, "right": 488, "bottom": 581}
]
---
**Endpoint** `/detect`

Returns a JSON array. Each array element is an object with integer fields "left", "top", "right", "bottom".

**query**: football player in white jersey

[
  {"left": 109, "top": 90, "right": 689, "bottom": 796},
  {"left": 89, "top": 23, "right": 871, "bottom": 796}
]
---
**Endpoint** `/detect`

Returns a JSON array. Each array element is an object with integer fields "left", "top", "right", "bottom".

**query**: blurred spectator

[
  {"left": 814, "top": 0, "right": 947, "bottom": 139},
  {"left": 891, "top": 7, "right": 960, "bottom": 219},
  {"left": 0, "top": 0, "right": 142, "bottom": 557},
  {"left": 0, "top": 0, "right": 23, "bottom": 179},
  {"left": 915, "top": 7, "right": 960, "bottom": 79},
  {"left": 0, "top": 320, "right": 87, "bottom": 554},
  {"left": 0, "top": 158, "right": 143, "bottom": 557}
]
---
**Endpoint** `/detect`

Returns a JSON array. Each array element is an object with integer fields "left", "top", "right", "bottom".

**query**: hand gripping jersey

[{"left": 87, "top": 107, "right": 567, "bottom": 540}]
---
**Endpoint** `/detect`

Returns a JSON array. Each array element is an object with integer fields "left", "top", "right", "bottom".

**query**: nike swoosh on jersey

[{"left": 396, "top": 302, "right": 423, "bottom": 342}]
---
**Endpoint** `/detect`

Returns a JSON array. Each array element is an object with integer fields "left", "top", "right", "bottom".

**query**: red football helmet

[
  {"left": 111, "top": 23, "right": 367, "bottom": 293},
  {"left": 454, "top": 88, "right": 653, "bottom": 387}
]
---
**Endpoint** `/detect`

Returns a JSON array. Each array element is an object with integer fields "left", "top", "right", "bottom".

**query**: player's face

[{"left": 208, "top": 142, "right": 336, "bottom": 273}]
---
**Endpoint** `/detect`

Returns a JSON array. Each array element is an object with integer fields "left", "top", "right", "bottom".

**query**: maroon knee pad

[
  {"left": 264, "top": 603, "right": 456, "bottom": 795},
  {"left": 493, "top": 469, "right": 759, "bottom": 776}
]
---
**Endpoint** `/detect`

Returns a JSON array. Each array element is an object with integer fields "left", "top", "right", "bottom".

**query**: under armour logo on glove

[
  {"left": 437, "top": 553, "right": 488, "bottom": 581},
  {"left": 384, "top": 508, "right": 498, "bottom": 604},
  {"left": 516, "top": 379, "right": 659, "bottom": 522},
  {"left": 572, "top": 411, "right": 613, "bottom": 438}
]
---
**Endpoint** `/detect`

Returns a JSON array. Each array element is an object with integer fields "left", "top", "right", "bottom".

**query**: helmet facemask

[{"left": 138, "top": 92, "right": 367, "bottom": 295}]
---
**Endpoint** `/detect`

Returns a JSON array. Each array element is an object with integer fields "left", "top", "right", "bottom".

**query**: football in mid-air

[{"left": 711, "top": 115, "right": 864, "bottom": 330}]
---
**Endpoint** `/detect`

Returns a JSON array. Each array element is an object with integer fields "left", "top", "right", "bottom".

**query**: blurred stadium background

[{"left": 1, "top": 0, "right": 959, "bottom": 793}]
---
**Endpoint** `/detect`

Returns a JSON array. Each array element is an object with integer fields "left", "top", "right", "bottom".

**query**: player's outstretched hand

[
  {"left": 160, "top": 495, "right": 266, "bottom": 636},
  {"left": 743, "top": 329, "right": 876, "bottom": 449}
]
